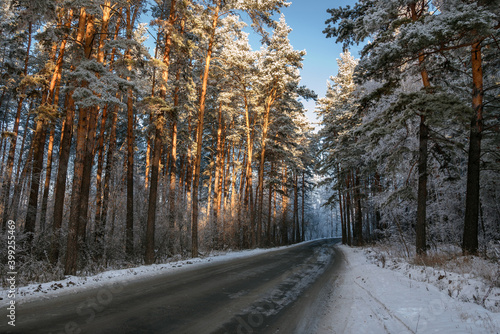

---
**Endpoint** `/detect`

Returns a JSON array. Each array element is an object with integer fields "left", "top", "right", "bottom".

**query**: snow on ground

[
  {"left": 0, "top": 245, "right": 293, "bottom": 307},
  {"left": 3, "top": 241, "right": 499, "bottom": 333},
  {"left": 318, "top": 245, "right": 500, "bottom": 334}
]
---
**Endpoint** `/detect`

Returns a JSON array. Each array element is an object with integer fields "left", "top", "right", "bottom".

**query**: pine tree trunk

[
  {"left": 64, "top": 9, "right": 95, "bottom": 275},
  {"left": 93, "top": 104, "right": 108, "bottom": 239},
  {"left": 168, "top": 117, "right": 178, "bottom": 245},
  {"left": 223, "top": 142, "right": 231, "bottom": 207},
  {"left": 229, "top": 146, "right": 240, "bottom": 220},
  {"left": 79, "top": 108, "right": 100, "bottom": 244},
  {"left": 145, "top": 125, "right": 162, "bottom": 265},
  {"left": 24, "top": 118, "right": 48, "bottom": 238},
  {"left": 145, "top": 0, "right": 176, "bottom": 264},
  {"left": 22, "top": 39, "right": 56, "bottom": 233},
  {"left": 301, "top": 171, "right": 305, "bottom": 242},
  {"left": 125, "top": 4, "right": 137, "bottom": 258},
  {"left": 40, "top": 10, "right": 73, "bottom": 238},
  {"left": 168, "top": 75, "right": 180, "bottom": 232},
  {"left": 65, "top": 103, "right": 89, "bottom": 275},
  {"left": 411, "top": 2, "right": 430, "bottom": 256},
  {"left": 13, "top": 103, "right": 33, "bottom": 193},
  {"left": 50, "top": 94, "right": 75, "bottom": 264},
  {"left": 76, "top": 12, "right": 100, "bottom": 246},
  {"left": 167, "top": 17, "right": 186, "bottom": 243},
  {"left": 93, "top": 2, "right": 112, "bottom": 242},
  {"left": 267, "top": 162, "right": 274, "bottom": 246},
  {"left": 338, "top": 166, "right": 346, "bottom": 244},
  {"left": 272, "top": 182, "right": 277, "bottom": 244},
  {"left": 256, "top": 88, "right": 276, "bottom": 247},
  {"left": 212, "top": 102, "right": 224, "bottom": 245},
  {"left": 281, "top": 164, "right": 288, "bottom": 245},
  {"left": 416, "top": 117, "right": 428, "bottom": 255},
  {"left": 462, "top": 41, "right": 483, "bottom": 255},
  {"left": 191, "top": 0, "right": 220, "bottom": 258},
  {"left": 345, "top": 174, "right": 352, "bottom": 246},
  {"left": 98, "top": 14, "right": 122, "bottom": 245},
  {"left": 39, "top": 125, "right": 55, "bottom": 232},
  {"left": 99, "top": 104, "right": 118, "bottom": 242},
  {"left": 126, "top": 87, "right": 134, "bottom": 257},
  {"left": 10, "top": 140, "right": 33, "bottom": 223},
  {"left": 354, "top": 169, "right": 363, "bottom": 246},
  {"left": 293, "top": 172, "right": 299, "bottom": 243},
  {"left": 1, "top": 22, "right": 32, "bottom": 228},
  {"left": 243, "top": 93, "right": 254, "bottom": 243}
]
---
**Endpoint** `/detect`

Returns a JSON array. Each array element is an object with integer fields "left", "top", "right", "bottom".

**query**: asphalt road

[{"left": 1, "top": 238, "right": 342, "bottom": 334}]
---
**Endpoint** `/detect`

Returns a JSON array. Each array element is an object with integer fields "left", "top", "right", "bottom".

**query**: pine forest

[{"left": 0, "top": 0, "right": 498, "bottom": 285}]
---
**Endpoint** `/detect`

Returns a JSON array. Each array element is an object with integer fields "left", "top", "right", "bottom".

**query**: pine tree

[{"left": 254, "top": 14, "right": 305, "bottom": 246}]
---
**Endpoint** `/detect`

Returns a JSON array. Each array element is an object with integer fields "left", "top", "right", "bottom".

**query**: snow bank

[
  {"left": 364, "top": 245, "right": 500, "bottom": 313},
  {"left": 318, "top": 245, "right": 500, "bottom": 334}
]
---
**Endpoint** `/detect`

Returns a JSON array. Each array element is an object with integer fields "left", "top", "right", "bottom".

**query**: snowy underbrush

[
  {"left": 363, "top": 242, "right": 500, "bottom": 313},
  {"left": 0, "top": 229, "right": 230, "bottom": 288}
]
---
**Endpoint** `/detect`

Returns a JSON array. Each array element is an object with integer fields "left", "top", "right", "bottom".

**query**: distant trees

[
  {"left": 322, "top": 0, "right": 500, "bottom": 255},
  {"left": 0, "top": 0, "right": 316, "bottom": 279},
  {"left": 317, "top": 51, "right": 362, "bottom": 247}
]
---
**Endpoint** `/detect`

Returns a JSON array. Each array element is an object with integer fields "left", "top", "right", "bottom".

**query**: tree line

[
  {"left": 318, "top": 0, "right": 500, "bottom": 256},
  {"left": 0, "top": 0, "right": 316, "bottom": 280}
]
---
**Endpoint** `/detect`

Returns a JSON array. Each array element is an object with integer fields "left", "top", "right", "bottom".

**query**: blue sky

[
  {"left": 143, "top": 1, "right": 362, "bottom": 124},
  {"left": 256, "top": 0, "right": 361, "bottom": 123}
]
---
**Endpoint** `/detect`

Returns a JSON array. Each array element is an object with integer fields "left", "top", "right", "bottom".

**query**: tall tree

[
  {"left": 145, "top": 0, "right": 179, "bottom": 265},
  {"left": 255, "top": 15, "right": 305, "bottom": 246}
]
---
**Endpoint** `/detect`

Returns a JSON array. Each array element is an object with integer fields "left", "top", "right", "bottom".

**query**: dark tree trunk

[
  {"left": 50, "top": 94, "right": 75, "bottom": 264},
  {"left": 301, "top": 171, "right": 306, "bottom": 242},
  {"left": 126, "top": 87, "right": 134, "bottom": 257},
  {"left": 410, "top": 2, "right": 431, "bottom": 256},
  {"left": 145, "top": 126, "right": 162, "bottom": 265},
  {"left": 354, "top": 169, "right": 363, "bottom": 246},
  {"left": 24, "top": 118, "right": 48, "bottom": 238},
  {"left": 416, "top": 117, "right": 428, "bottom": 255},
  {"left": 463, "top": 41, "right": 483, "bottom": 255}
]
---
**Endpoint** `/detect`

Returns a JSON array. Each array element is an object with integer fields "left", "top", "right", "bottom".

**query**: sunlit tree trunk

[
  {"left": 65, "top": 10, "right": 95, "bottom": 275},
  {"left": 93, "top": 1, "right": 113, "bottom": 246},
  {"left": 241, "top": 92, "right": 256, "bottom": 246},
  {"left": 2, "top": 22, "right": 32, "bottom": 228},
  {"left": 256, "top": 86, "right": 277, "bottom": 246},
  {"left": 191, "top": 0, "right": 221, "bottom": 257},
  {"left": 145, "top": 0, "right": 177, "bottom": 264},
  {"left": 212, "top": 102, "right": 224, "bottom": 246},
  {"left": 125, "top": 4, "right": 137, "bottom": 258}
]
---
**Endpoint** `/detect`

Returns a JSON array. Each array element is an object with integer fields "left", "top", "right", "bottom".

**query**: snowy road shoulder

[
  {"left": 317, "top": 245, "right": 500, "bottom": 334},
  {"left": 0, "top": 245, "right": 295, "bottom": 308}
]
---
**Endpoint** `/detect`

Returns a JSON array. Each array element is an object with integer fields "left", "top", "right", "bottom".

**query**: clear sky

[{"left": 256, "top": 0, "right": 362, "bottom": 124}]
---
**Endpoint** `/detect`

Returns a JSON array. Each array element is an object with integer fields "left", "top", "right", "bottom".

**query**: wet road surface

[{"left": 1, "top": 238, "right": 342, "bottom": 334}]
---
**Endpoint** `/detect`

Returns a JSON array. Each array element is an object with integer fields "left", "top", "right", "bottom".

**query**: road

[{"left": 2, "top": 238, "right": 342, "bottom": 334}]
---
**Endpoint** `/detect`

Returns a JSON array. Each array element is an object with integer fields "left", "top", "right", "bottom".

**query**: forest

[
  {"left": 319, "top": 0, "right": 500, "bottom": 257},
  {"left": 0, "top": 0, "right": 499, "bottom": 285}
]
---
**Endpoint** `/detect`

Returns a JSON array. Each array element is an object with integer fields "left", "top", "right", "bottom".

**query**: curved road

[{"left": 2, "top": 238, "right": 342, "bottom": 334}]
